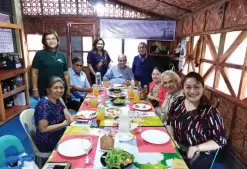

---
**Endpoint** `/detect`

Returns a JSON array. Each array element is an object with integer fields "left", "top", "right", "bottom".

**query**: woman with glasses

[
  {"left": 87, "top": 38, "right": 111, "bottom": 83},
  {"left": 32, "top": 30, "right": 71, "bottom": 100}
]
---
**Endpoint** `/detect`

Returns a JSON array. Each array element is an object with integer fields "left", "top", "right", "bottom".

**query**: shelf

[
  {"left": 3, "top": 85, "right": 26, "bottom": 99},
  {"left": 0, "top": 68, "right": 26, "bottom": 80},
  {"left": 0, "top": 22, "right": 22, "bottom": 29},
  {"left": 0, "top": 105, "right": 29, "bottom": 125}
]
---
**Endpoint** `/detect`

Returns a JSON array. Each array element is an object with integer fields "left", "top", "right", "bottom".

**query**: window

[
  {"left": 26, "top": 34, "right": 43, "bottom": 65},
  {"left": 104, "top": 38, "right": 122, "bottom": 66},
  {"left": 124, "top": 39, "right": 147, "bottom": 67}
]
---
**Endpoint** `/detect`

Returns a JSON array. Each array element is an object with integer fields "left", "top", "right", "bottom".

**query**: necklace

[{"left": 46, "top": 50, "right": 58, "bottom": 61}]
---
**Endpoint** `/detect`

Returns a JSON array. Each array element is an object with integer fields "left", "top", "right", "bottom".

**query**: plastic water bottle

[
  {"left": 118, "top": 107, "right": 131, "bottom": 134},
  {"left": 95, "top": 72, "right": 101, "bottom": 86}
]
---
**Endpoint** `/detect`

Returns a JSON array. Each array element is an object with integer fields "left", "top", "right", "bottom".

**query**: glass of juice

[
  {"left": 127, "top": 87, "right": 134, "bottom": 98},
  {"left": 97, "top": 105, "right": 105, "bottom": 121},
  {"left": 93, "top": 87, "right": 99, "bottom": 96},
  {"left": 134, "top": 91, "right": 140, "bottom": 102},
  {"left": 90, "top": 97, "right": 98, "bottom": 108},
  {"left": 103, "top": 80, "right": 109, "bottom": 88}
]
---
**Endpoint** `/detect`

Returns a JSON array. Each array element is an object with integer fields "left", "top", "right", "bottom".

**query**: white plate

[
  {"left": 141, "top": 130, "right": 170, "bottom": 144},
  {"left": 105, "top": 108, "right": 120, "bottom": 118},
  {"left": 58, "top": 138, "right": 92, "bottom": 157},
  {"left": 117, "top": 133, "right": 134, "bottom": 142},
  {"left": 112, "top": 84, "right": 123, "bottom": 87},
  {"left": 77, "top": 110, "right": 96, "bottom": 119},
  {"left": 133, "top": 103, "right": 152, "bottom": 111},
  {"left": 84, "top": 98, "right": 102, "bottom": 104}
]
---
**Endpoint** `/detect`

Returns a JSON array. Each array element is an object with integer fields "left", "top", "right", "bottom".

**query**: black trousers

[
  {"left": 67, "top": 98, "right": 84, "bottom": 111},
  {"left": 182, "top": 151, "right": 216, "bottom": 169}
]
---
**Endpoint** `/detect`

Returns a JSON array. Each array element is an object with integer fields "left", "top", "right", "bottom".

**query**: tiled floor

[{"left": 0, "top": 96, "right": 245, "bottom": 169}]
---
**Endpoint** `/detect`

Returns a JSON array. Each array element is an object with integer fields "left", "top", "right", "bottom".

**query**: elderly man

[
  {"left": 103, "top": 54, "right": 135, "bottom": 85},
  {"left": 68, "top": 57, "right": 93, "bottom": 111}
]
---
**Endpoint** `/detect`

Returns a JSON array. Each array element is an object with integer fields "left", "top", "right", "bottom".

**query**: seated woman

[
  {"left": 34, "top": 76, "right": 77, "bottom": 152},
  {"left": 166, "top": 72, "right": 227, "bottom": 169},
  {"left": 147, "top": 67, "right": 167, "bottom": 107},
  {"left": 156, "top": 70, "right": 183, "bottom": 122}
]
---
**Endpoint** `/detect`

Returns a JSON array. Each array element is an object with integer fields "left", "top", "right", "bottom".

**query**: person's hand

[
  {"left": 33, "top": 90, "right": 39, "bottom": 100},
  {"left": 187, "top": 146, "right": 197, "bottom": 159},
  {"left": 87, "top": 87, "right": 93, "bottom": 93},
  {"left": 148, "top": 95, "right": 159, "bottom": 101},
  {"left": 66, "top": 89, "right": 71, "bottom": 98},
  {"left": 125, "top": 80, "right": 131, "bottom": 86},
  {"left": 70, "top": 115, "right": 79, "bottom": 122}
]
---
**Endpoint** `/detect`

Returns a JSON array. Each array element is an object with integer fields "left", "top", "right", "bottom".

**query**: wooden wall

[
  {"left": 177, "top": 0, "right": 247, "bottom": 167},
  {"left": 176, "top": 0, "right": 247, "bottom": 38}
]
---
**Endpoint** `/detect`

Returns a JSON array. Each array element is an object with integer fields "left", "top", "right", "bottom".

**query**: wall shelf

[
  {"left": 0, "top": 22, "right": 30, "bottom": 125},
  {"left": 3, "top": 85, "right": 26, "bottom": 99}
]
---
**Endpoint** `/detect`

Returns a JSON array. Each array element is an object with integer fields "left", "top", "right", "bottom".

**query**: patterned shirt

[
  {"left": 103, "top": 65, "right": 134, "bottom": 85},
  {"left": 34, "top": 97, "right": 66, "bottom": 152},
  {"left": 167, "top": 96, "right": 227, "bottom": 147}
]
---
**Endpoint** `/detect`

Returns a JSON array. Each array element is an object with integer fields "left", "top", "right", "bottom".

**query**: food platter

[{"left": 105, "top": 108, "right": 120, "bottom": 118}]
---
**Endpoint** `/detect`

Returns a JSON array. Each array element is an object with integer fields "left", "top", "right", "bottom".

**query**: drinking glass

[
  {"left": 93, "top": 87, "right": 99, "bottom": 96},
  {"left": 134, "top": 91, "right": 141, "bottom": 102},
  {"left": 127, "top": 87, "right": 134, "bottom": 98},
  {"left": 90, "top": 97, "right": 98, "bottom": 108}
]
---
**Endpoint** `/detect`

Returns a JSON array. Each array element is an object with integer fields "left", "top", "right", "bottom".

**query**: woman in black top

[{"left": 166, "top": 72, "right": 227, "bottom": 169}]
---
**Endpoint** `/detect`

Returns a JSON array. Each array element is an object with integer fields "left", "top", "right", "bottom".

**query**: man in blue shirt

[
  {"left": 132, "top": 42, "right": 154, "bottom": 87},
  {"left": 67, "top": 57, "right": 92, "bottom": 111},
  {"left": 103, "top": 54, "right": 135, "bottom": 85}
]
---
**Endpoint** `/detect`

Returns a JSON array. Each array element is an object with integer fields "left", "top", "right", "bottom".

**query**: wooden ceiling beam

[
  {"left": 177, "top": 0, "right": 228, "bottom": 20},
  {"left": 156, "top": 0, "right": 191, "bottom": 13},
  {"left": 111, "top": 0, "right": 173, "bottom": 20}
]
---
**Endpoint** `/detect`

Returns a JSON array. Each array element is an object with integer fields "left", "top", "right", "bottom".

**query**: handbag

[{"left": 1, "top": 153, "right": 38, "bottom": 169}]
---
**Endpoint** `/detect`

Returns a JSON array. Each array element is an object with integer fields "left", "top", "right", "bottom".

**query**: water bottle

[{"left": 95, "top": 72, "right": 102, "bottom": 86}]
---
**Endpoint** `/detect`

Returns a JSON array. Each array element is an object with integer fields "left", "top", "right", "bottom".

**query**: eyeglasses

[
  {"left": 75, "top": 64, "right": 83, "bottom": 67},
  {"left": 118, "top": 60, "right": 127, "bottom": 63}
]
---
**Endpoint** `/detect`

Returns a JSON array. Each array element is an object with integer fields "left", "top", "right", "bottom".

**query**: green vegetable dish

[
  {"left": 104, "top": 149, "right": 134, "bottom": 169},
  {"left": 113, "top": 98, "right": 125, "bottom": 104}
]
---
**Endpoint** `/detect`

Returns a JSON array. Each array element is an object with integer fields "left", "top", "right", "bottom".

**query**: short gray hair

[
  {"left": 118, "top": 54, "right": 127, "bottom": 60},
  {"left": 161, "top": 70, "right": 181, "bottom": 88}
]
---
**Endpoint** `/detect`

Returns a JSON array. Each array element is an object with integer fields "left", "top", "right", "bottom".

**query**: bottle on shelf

[
  {"left": 10, "top": 78, "right": 17, "bottom": 90},
  {"left": 5, "top": 96, "right": 14, "bottom": 108},
  {"left": 15, "top": 76, "right": 23, "bottom": 87}
]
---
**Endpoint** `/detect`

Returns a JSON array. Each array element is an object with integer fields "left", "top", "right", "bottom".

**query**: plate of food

[
  {"left": 105, "top": 108, "right": 120, "bottom": 118},
  {"left": 108, "top": 88, "right": 122, "bottom": 93},
  {"left": 100, "top": 149, "right": 134, "bottom": 169},
  {"left": 112, "top": 84, "right": 123, "bottom": 88},
  {"left": 109, "top": 92, "right": 126, "bottom": 98},
  {"left": 133, "top": 103, "right": 152, "bottom": 111},
  {"left": 111, "top": 98, "right": 125, "bottom": 106},
  {"left": 76, "top": 110, "right": 96, "bottom": 119}
]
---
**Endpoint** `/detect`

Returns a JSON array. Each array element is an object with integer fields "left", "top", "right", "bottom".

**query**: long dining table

[{"left": 46, "top": 87, "right": 189, "bottom": 169}]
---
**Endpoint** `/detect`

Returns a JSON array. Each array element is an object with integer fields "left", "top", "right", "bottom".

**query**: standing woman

[
  {"left": 87, "top": 38, "right": 111, "bottom": 83},
  {"left": 32, "top": 30, "right": 71, "bottom": 100},
  {"left": 132, "top": 42, "right": 154, "bottom": 87},
  {"left": 166, "top": 72, "right": 227, "bottom": 169}
]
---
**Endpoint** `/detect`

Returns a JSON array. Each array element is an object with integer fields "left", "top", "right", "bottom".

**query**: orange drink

[
  {"left": 90, "top": 98, "right": 98, "bottom": 108},
  {"left": 103, "top": 80, "right": 109, "bottom": 88},
  {"left": 97, "top": 105, "right": 105, "bottom": 120},
  {"left": 134, "top": 91, "right": 140, "bottom": 102},
  {"left": 127, "top": 87, "right": 134, "bottom": 98},
  {"left": 93, "top": 87, "right": 99, "bottom": 96}
]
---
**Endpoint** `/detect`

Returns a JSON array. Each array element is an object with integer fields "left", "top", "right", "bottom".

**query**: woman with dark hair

[
  {"left": 32, "top": 30, "right": 71, "bottom": 100},
  {"left": 147, "top": 67, "right": 167, "bottom": 107},
  {"left": 34, "top": 76, "right": 77, "bottom": 152},
  {"left": 87, "top": 38, "right": 111, "bottom": 82},
  {"left": 166, "top": 72, "right": 227, "bottom": 169},
  {"left": 132, "top": 42, "right": 154, "bottom": 87}
]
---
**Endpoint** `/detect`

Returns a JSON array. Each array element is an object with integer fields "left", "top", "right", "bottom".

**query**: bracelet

[
  {"left": 32, "top": 88, "right": 38, "bottom": 91},
  {"left": 196, "top": 145, "right": 200, "bottom": 152}
]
